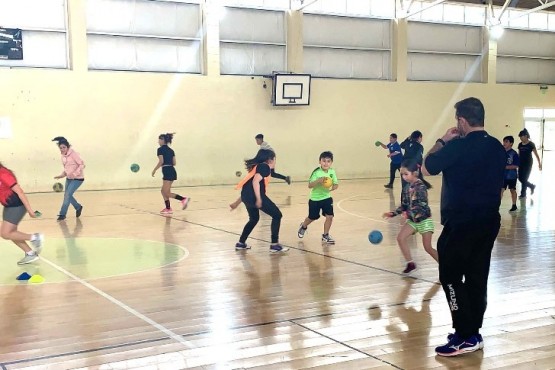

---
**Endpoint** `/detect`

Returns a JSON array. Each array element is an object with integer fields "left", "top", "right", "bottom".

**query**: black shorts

[
  {"left": 162, "top": 166, "right": 177, "bottom": 181},
  {"left": 308, "top": 198, "right": 334, "bottom": 220},
  {"left": 503, "top": 179, "right": 517, "bottom": 190}
]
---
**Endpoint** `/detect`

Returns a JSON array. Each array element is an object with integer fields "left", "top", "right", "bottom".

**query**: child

[
  {"left": 52, "top": 136, "right": 85, "bottom": 221},
  {"left": 502, "top": 135, "right": 519, "bottom": 212},
  {"left": 151, "top": 133, "right": 190, "bottom": 215},
  {"left": 400, "top": 130, "right": 432, "bottom": 189},
  {"left": 235, "top": 149, "right": 288, "bottom": 253},
  {"left": 0, "top": 162, "right": 44, "bottom": 265},
  {"left": 379, "top": 133, "right": 403, "bottom": 189},
  {"left": 297, "top": 151, "right": 339, "bottom": 245},
  {"left": 517, "top": 128, "right": 542, "bottom": 199},
  {"left": 383, "top": 159, "right": 438, "bottom": 275}
]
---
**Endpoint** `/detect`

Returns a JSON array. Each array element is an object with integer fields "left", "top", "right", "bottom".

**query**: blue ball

[{"left": 368, "top": 230, "right": 383, "bottom": 244}]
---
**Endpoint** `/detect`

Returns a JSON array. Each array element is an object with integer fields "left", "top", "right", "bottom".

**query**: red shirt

[{"left": 0, "top": 167, "right": 23, "bottom": 207}]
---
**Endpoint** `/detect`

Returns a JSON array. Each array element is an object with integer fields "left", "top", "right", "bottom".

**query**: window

[
  {"left": 303, "top": 14, "right": 391, "bottom": 79},
  {"left": 219, "top": 7, "right": 286, "bottom": 75},
  {"left": 0, "top": 0, "right": 68, "bottom": 69},
  {"left": 86, "top": 0, "right": 202, "bottom": 73},
  {"left": 407, "top": 22, "right": 483, "bottom": 82},
  {"left": 497, "top": 29, "right": 555, "bottom": 84}
]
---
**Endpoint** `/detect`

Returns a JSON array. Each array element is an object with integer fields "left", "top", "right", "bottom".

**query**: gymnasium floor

[{"left": 0, "top": 170, "right": 553, "bottom": 370}]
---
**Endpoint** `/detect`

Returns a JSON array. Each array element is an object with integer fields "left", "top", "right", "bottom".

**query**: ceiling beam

[
  {"left": 498, "top": 0, "right": 513, "bottom": 19},
  {"left": 509, "top": 0, "right": 555, "bottom": 19}
]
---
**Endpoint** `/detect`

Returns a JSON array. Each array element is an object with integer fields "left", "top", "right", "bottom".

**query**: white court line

[
  {"left": 40, "top": 256, "right": 195, "bottom": 349},
  {"left": 336, "top": 194, "right": 388, "bottom": 223}
]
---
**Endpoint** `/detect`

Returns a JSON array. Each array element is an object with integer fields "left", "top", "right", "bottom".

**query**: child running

[
  {"left": 235, "top": 149, "right": 288, "bottom": 253},
  {"left": 297, "top": 151, "right": 339, "bottom": 245},
  {"left": 379, "top": 133, "right": 403, "bottom": 189},
  {"left": 0, "top": 162, "right": 44, "bottom": 265},
  {"left": 502, "top": 135, "right": 519, "bottom": 212},
  {"left": 382, "top": 159, "right": 438, "bottom": 275},
  {"left": 52, "top": 136, "right": 85, "bottom": 221},
  {"left": 151, "top": 133, "right": 190, "bottom": 215}
]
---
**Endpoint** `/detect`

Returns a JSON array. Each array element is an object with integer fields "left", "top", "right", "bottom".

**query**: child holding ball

[
  {"left": 297, "top": 151, "right": 339, "bottom": 245},
  {"left": 383, "top": 159, "right": 438, "bottom": 275}
]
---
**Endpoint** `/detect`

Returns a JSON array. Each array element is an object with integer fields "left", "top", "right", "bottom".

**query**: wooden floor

[{"left": 0, "top": 173, "right": 554, "bottom": 370}]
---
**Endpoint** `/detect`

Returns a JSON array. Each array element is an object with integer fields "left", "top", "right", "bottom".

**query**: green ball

[
  {"left": 53, "top": 182, "right": 64, "bottom": 192},
  {"left": 130, "top": 163, "right": 140, "bottom": 173}
]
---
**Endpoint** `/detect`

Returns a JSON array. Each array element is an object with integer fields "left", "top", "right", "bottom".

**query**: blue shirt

[
  {"left": 505, "top": 148, "right": 519, "bottom": 180},
  {"left": 387, "top": 142, "right": 403, "bottom": 164}
]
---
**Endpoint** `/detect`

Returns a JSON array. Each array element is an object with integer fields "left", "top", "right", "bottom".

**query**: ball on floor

[{"left": 368, "top": 230, "right": 383, "bottom": 244}]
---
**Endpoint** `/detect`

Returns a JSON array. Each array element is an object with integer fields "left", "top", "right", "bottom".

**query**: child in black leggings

[{"left": 235, "top": 149, "right": 289, "bottom": 253}]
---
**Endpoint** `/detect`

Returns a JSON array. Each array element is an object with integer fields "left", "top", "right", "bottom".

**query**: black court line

[
  {"left": 291, "top": 320, "right": 404, "bottom": 370},
  {"left": 120, "top": 204, "right": 441, "bottom": 285},
  {"left": 0, "top": 203, "right": 439, "bottom": 367},
  {"left": 1, "top": 298, "right": 435, "bottom": 368}
]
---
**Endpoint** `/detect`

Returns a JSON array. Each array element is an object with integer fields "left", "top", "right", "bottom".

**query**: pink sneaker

[
  {"left": 181, "top": 197, "right": 190, "bottom": 210},
  {"left": 160, "top": 208, "right": 173, "bottom": 215}
]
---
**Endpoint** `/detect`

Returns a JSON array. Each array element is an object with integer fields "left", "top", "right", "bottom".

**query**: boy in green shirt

[{"left": 297, "top": 151, "right": 339, "bottom": 244}]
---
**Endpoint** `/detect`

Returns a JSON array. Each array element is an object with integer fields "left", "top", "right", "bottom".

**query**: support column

[
  {"left": 67, "top": 0, "right": 88, "bottom": 72},
  {"left": 286, "top": 10, "right": 303, "bottom": 73}
]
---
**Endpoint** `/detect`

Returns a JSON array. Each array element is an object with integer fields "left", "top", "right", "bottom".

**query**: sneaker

[
  {"left": 76, "top": 206, "right": 83, "bottom": 218},
  {"left": 402, "top": 262, "right": 417, "bottom": 275},
  {"left": 30, "top": 233, "right": 44, "bottom": 255},
  {"left": 181, "top": 197, "right": 190, "bottom": 210},
  {"left": 235, "top": 242, "right": 251, "bottom": 250},
  {"left": 297, "top": 223, "right": 307, "bottom": 238},
  {"left": 160, "top": 208, "right": 173, "bottom": 215},
  {"left": 531, "top": 184, "right": 536, "bottom": 195},
  {"left": 519, "top": 195, "right": 526, "bottom": 199},
  {"left": 509, "top": 205, "right": 517, "bottom": 212},
  {"left": 285, "top": 176, "right": 291, "bottom": 185},
  {"left": 436, "top": 333, "right": 480, "bottom": 356},
  {"left": 447, "top": 333, "right": 484, "bottom": 349},
  {"left": 17, "top": 253, "right": 39, "bottom": 265},
  {"left": 57, "top": 215, "right": 66, "bottom": 222},
  {"left": 321, "top": 234, "right": 335, "bottom": 244},
  {"left": 270, "top": 244, "right": 289, "bottom": 253},
  {"left": 384, "top": 184, "right": 393, "bottom": 189}
]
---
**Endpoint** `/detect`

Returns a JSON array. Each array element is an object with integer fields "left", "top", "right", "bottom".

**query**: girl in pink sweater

[{"left": 53, "top": 137, "right": 85, "bottom": 221}]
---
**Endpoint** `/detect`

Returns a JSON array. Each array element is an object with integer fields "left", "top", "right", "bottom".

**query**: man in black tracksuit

[{"left": 423, "top": 97, "right": 506, "bottom": 357}]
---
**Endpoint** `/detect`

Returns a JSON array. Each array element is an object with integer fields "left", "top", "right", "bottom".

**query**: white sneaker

[{"left": 18, "top": 253, "right": 39, "bottom": 265}]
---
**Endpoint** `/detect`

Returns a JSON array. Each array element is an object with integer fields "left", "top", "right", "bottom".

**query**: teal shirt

[{"left": 309, "top": 167, "right": 339, "bottom": 201}]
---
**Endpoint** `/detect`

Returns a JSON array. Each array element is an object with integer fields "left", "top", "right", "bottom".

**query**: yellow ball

[{"left": 322, "top": 177, "right": 333, "bottom": 188}]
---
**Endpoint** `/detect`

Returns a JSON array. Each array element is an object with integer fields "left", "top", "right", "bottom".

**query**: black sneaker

[
  {"left": 531, "top": 184, "right": 536, "bottom": 195},
  {"left": 384, "top": 184, "right": 393, "bottom": 189},
  {"left": 57, "top": 215, "right": 66, "bottom": 222},
  {"left": 509, "top": 205, "right": 517, "bottom": 212},
  {"left": 402, "top": 262, "right": 417, "bottom": 275},
  {"left": 235, "top": 242, "right": 251, "bottom": 251},
  {"left": 270, "top": 244, "right": 289, "bottom": 253},
  {"left": 76, "top": 206, "right": 83, "bottom": 218},
  {"left": 321, "top": 234, "right": 335, "bottom": 244},
  {"left": 285, "top": 176, "right": 291, "bottom": 185}
]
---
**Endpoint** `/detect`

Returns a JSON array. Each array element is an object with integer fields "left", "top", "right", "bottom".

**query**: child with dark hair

[
  {"left": 254, "top": 133, "right": 291, "bottom": 185},
  {"left": 400, "top": 131, "right": 432, "bottom": 189},
  {"left": 297, "top": 151, "right": 339, "bottom": 245},
  {"left": 517, "top": 128, "right": 542, "bottom": 199},
  {"left": 0, "top": 162, "right": 44, "bottom": 265},
  {"left": 502, "top": 136, "right": 519, "bottom": 212},
  {"left": 52, "top": 136, "right": 85, "bottom": 221},
  {"left": 383, "top": 159, "right": 438, "bottom": 275},
  {"left": 151, "top": 133, "right": 190, "bottom": 215},
  {"left": 235, "top": 149, "right": 288, "bottom": 253},
  {"left": 379, "top": 133, "right": 403, "bottom": 189}
]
